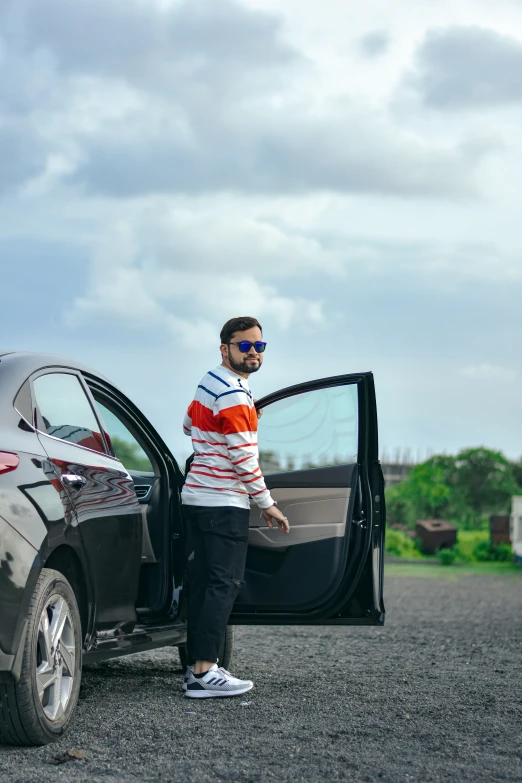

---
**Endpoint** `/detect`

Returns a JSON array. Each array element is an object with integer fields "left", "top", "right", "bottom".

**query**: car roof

[
  {"left": 0, "top": 351, "right": 177, "bottom": 466},
  {"left": 0, "top": 351, "right": 114, "bottom": 389}
]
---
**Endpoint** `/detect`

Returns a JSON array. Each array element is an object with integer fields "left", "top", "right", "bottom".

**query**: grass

[
  {"left": 385, "top": 560, "right": 522, "bottom": 582},
  {"left": 455, "top": 529, "right": 489, "bottom": 560}
]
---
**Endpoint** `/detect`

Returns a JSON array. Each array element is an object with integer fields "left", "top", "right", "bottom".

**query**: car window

[
  {"left": 258, "top": 383, "right": 358, "bottom": 474},
  {"left": 95, "top": 399, "right": 154, "bottom": 473},
  {"left": 33, "top": 373, "right": 106, "bottom": 454}
]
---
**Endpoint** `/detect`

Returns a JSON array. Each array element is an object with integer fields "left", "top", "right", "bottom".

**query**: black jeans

[{"left": 183, "top": 504, "right": 250, "bottom": 664}]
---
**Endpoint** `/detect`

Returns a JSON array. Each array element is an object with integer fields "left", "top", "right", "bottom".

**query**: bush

[
  {"left": 473, "top": 540, "right": 493, "bottom": 562},
  {"left": 438, "top": 547, "right": 457, "bottom": 566},
  {"left": 494, "top": 542, "right": 512, "bottom": 562},
  {"left": 385, "top": 529, "right": 422, "bottom": 559},
  {"left": 472, "top": 540, "right": 513, "bottom": 562}
]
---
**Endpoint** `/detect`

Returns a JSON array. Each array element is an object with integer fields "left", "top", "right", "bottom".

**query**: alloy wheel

[{"left": 36, "top": 594, "right": 76, "bottom": 722}]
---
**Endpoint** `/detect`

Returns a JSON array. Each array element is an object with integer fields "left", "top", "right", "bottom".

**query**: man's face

[{"left": 221, "top": 326, "right": 264, "bottom": 375}]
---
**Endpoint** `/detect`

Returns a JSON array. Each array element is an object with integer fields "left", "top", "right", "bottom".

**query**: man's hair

[{"left": 220, "top": 316, "right": 262, "bottom": 345}]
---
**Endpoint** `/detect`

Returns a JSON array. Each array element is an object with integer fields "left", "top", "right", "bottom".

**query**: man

[{"left": 181, "top": 316, "right": 289, "bottom": 699}]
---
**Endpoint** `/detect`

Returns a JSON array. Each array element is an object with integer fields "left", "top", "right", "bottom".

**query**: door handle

[{"left": 62, "top": 474, "right": 87, "bottom": 490}]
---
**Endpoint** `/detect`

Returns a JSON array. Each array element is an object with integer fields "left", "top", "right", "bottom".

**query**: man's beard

[{"left": 227, "top": 348, "right": 261, "bottom": 374}]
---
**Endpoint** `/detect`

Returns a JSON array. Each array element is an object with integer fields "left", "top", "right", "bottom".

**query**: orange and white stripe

[{"left": 180, "top": 366, "right": 274, "bottom": 509}]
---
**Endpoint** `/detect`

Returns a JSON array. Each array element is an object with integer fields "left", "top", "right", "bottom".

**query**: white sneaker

[
  {"left": 182, "top": 665, "right": 193, "bottom": 692},
  {"left": 185, "top": 664, "right": 253, "bottom": 699}
]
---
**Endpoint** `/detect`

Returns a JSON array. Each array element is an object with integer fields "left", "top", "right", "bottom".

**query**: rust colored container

[
  {"left": 415, "top": 519, "right": 457, "bottom": 554},
  {"left": 490, "top": 515, "right": 510, "bottom": 544}
]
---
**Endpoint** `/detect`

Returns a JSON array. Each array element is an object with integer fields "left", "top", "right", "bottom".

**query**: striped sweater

[{"left": 180, "top": 365, "right": 275, "bottom": 510}]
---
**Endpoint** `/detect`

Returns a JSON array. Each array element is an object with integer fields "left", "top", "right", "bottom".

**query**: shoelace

[{"left": 217, "top": 666, "right": 232, "bottom": 678}]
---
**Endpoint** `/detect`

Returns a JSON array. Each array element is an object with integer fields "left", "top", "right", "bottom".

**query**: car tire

[
  {"left": 0, "top": 568, "right": 82, "bottom": 746},
  {"left": 178, "top": 624, "right": 235, "bottom": 670}
]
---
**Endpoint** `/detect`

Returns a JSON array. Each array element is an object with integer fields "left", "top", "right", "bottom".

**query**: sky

[{"left": 1, "top": 0, "right": 521, "bottom": 465}]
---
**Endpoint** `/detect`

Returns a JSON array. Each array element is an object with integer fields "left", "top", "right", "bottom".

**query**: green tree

[
  {"left": 386, "top": 461, "right": 453, "bottom": 526},
  {"left": 452, "top": 447, "right": 518, "bottom": 523},
  {"left": 385, "top": 447, "right": 518, "bottom": 530},
  {"left": 511, "top": 457, "right": 522, "bottom": 492},
  {"left": 111, "top": 437, "right": 152, "bottom": 472},
  {"left": 385, "top": 484, "right": 415, "bottom": 528}
]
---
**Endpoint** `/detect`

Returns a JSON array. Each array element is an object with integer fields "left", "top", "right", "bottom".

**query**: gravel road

[{"left": 1, "top": 566, "right": 521, "bottom": 783}]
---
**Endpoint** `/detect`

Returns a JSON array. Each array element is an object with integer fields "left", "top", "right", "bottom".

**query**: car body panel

[
  {"left": 36, "top": 432, "right": 143, "bottom": 632},
  {"left": 0, "top": 512, "right": 37, "bottom": 659},
  {"left": 0, "top": 355, "right": 143, "bottom": 669},
  {"left": 0, "top": 358, "right": 84, "bottom": 665}
]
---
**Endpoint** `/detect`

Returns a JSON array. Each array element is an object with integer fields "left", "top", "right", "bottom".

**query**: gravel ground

[{"left": 1, "top": 566, "right": 521, "bottom": 783}]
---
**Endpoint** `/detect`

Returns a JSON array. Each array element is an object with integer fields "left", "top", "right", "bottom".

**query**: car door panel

[
  {"left": 31, "top": 370, "right": 142, "bottom": 632},
  {"left": 36, "top": 436, "right": 142, "bottom": 630},
  {"left": 238, "top": 537, "right": 350, "bottom": 611},
  {"left": 237, "top": 464, "right": 357, "bottom": 612},
  {"left": 248, "top": 486, "right": 351, "bottom": 549},
  {"left": 231, "top": 373, "right": 385, "bottom": 625}
]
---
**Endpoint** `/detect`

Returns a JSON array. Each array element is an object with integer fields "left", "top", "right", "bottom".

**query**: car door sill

[{"left": 83, "top": 621, "right": 187, "bottom": 664}]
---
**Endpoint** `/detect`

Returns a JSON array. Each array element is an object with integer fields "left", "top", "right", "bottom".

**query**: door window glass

[
  {"left": 33, "top": 373, "right": 106, "bottom": 454},
  {"left": 95, "top": 400, "right": 154, "bottom": 473},
  {"left": 258, "top": 384, "right": 358, "bottom": 474}
]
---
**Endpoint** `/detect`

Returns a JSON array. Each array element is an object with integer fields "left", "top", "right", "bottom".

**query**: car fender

[{"left": 0, "top": 513, "right": 38, "bottom": 681}]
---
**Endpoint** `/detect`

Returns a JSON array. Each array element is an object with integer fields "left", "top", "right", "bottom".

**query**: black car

[{"left": 0, "top": 351, "right": 385, "bottom": 746}]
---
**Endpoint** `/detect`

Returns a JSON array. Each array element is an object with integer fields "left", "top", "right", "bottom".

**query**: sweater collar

[{"left": 215, "top": 364, "right": 251, "bottom": 389}]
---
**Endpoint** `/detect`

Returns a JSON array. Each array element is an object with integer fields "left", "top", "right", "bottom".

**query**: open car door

[{"left": 231, "top": 372, "right": 385, "bottom": 625}]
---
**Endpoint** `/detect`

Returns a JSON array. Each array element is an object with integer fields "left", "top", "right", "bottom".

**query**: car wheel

[
  {"left": 178, "top": 625, "right": 235, "bottom": 670},
  {"left": 0, "top": 568, "right": 82, "bottom": 746}
]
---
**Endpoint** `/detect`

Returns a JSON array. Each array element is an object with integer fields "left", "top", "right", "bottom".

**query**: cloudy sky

[{"left": 1, "top": 0, "right": 521, "bottom": 464}]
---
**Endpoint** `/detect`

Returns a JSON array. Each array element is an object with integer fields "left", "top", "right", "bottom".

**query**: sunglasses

[{"left": 228, "top": 341, "right": 267, "bottom": 353}]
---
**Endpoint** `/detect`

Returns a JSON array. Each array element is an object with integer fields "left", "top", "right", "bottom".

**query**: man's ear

[{"left": 219, "top": 344, "right": 227, "bottom": 360}]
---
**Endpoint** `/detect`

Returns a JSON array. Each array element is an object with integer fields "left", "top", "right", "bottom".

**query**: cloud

[
  {"left": 0, "top": 0, "right": 491, "bottom": 199},
  {"left": 359, "top": 31, "right": 390, "bottom": 58},
  {"left": 0, "top": 123, "right": 45, "bottom": 194},
  {"left": 73, "top": 100, "right": 487, "bottom": 198},
  {"left": 409, "top": 25, "right": 522, "bottom": 109},
  {"left": 304, "top": 231, "right": 522, "bottom": 286},
  {"left": 63, "top": 212, "right": 327, "bottom": 346},
  {"left": 13, "top": 0, "right": 299, "bottom": 95},
  {"left": 459, "top": 363, "right": 517, "bottom": 381}
]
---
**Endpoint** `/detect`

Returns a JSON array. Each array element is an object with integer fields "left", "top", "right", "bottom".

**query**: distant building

[
  {"left": 257, "top": 451, "right": 417, "bottom": 486},
  {"left": 381, "top": 461, "right": 414, "bottom": 487},
  {"left": 510, "top": 496, "right": 522, "bottom": 565}
]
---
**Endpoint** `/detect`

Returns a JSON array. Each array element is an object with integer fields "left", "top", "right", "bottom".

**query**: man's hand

[{"left": 262, "top": 504, "right": 290, "bottom": 534}]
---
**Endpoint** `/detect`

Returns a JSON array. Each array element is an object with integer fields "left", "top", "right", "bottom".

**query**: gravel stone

[{"left": 1, "top": 569, "right": 521, "bottom": 782}]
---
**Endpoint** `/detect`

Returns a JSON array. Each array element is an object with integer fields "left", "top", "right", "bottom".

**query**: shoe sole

[{"left": 185, "top": 682, "right": 253, "bottom": 699}]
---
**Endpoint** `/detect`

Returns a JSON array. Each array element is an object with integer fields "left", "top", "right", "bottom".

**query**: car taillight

[{"left": 0, "top": 452, "right": 19, "bottom": 475}]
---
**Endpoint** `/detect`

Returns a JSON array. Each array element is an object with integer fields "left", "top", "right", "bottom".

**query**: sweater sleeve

[
  {"left": 214, "top": 389, "right": 275, "bottom": 509},
  {"left": 183, "top": 402, "right": 193, "bottom": 437}
]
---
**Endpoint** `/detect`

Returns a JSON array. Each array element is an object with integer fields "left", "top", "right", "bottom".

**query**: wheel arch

[{"left": 43, "top": 546, "right": 91, "bottom": 644}]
